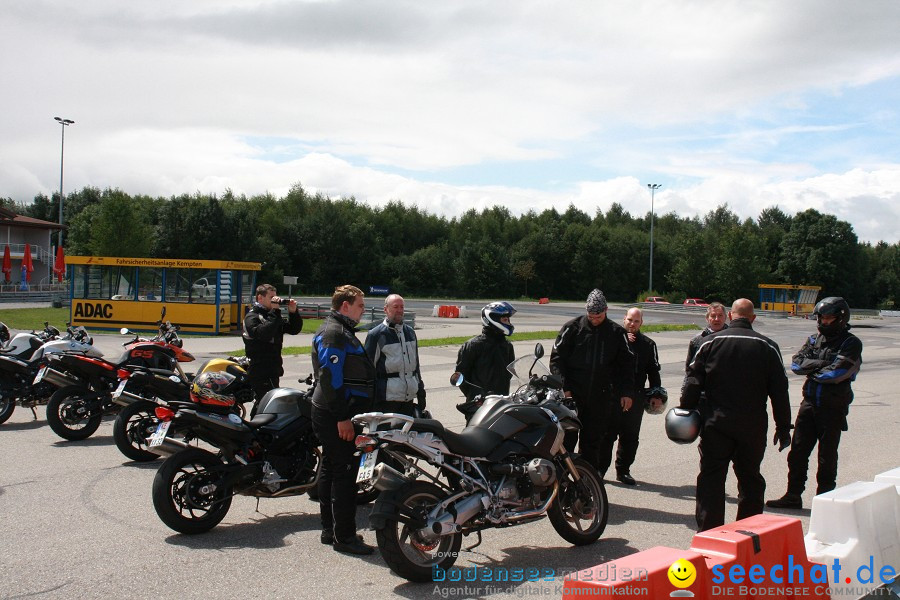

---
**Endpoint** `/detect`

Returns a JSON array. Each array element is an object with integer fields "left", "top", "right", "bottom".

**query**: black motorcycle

[
  {"left": 148, "top": 381, "right": 375, "bottom": 535},
  {"left": 352, "top": 343, "right": 608, "bottom": 582}
]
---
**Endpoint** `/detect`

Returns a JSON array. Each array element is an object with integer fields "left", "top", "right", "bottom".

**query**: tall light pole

[
  {"left": 647, "top": 183, "right": 661, "bottom": 293},
  {"left": 54, "top": 116, "right": 74, "bottom": 248}
]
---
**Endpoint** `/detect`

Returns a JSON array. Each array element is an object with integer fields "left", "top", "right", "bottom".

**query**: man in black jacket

[
  {"left": 598, "top": 307, "right": 662, "bottom": 485},
  {"left": 455, "top": 301, "right": 516, "bottom": 403},
  {"left": 311, "top": 285, "right": 375, "bottom": 556},
  {"left": 681, "top": 298, "right": 792, "bottom": 531},
  {"left": 550, "top": 289, "right": 634, "bottom": 472},
  {"left": 767, "top": 297, "right": 862, "bottom": 510},
  {"left": 242, "top": 283, "right": 303, "bottom": 410},
  {"left": 684, "top": 302, "right": 728, "bottom": 371}
]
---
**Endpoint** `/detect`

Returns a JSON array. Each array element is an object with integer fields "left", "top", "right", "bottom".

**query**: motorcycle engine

[{"left": 526, "top": 458, "right": 556, "bottom": 487}]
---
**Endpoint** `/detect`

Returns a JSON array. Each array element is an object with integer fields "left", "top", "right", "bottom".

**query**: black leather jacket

[
  {"left": 242, "top": 303, "right": 303, "bottom": 379},
  {"left": 455, "top": 327, "right": 515, "bottom": 402},
  {"left": 549, "top": 315, "right": 635, "bottom": 404},
  {"left": 791, "top": 327, "right": 862, "bottom": 410},
  {"left": 311, "top": 311, "right": 376, "bottom": 421},
  {"left": 681, "top": 318, "right": 791, "bottom": 432}
]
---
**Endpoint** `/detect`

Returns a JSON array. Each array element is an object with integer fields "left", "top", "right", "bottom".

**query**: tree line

[{"left": 3, "top": 185, "right": 898, "bottom": 308}]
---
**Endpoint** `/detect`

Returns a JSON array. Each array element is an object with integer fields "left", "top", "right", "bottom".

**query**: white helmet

[{"left": 481, "top": 301, "right": 516, "bottom": 336}]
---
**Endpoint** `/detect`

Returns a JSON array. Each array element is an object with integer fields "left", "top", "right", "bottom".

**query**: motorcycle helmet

[
  {"left": 643, "top": 386, "right": 669, "bottom": 415},
  {"left": 482, "top": 301, "right": 516, "bottom": 336},
  {"left": 191, "top": 370, "right": 238, "bottom": 407},
  {"left": 665, "top": 407, "right": 702, "bottom": 444},
  {"left": 813, "top": 297, "right": 850, "bottom": 337}
]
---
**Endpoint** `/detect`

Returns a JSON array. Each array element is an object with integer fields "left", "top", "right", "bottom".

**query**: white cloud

[{"left": 1, "top": 0, "right": 899, "bottom": 244}]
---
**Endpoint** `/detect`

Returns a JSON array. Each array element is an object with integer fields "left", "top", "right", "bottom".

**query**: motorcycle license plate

[
  {"left": 33, "top": 366, "right": 48, "bottom": 384},
  {"left": 111, "top": 379, "right": 128, "bottom": 401},
  {"left": 148, "top": 421, "right": 171, "bottom": 447},
  {"left": 356, "top": 449, "right": 379, "bottom": 483}
]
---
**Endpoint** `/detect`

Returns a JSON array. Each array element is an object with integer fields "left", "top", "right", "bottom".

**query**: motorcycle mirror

[
  {"left": 160, "top": 306, "right": 166, "bottom": 319},
  {"left": 120, "top": 328, "right": 130, "bottom": 335},
  {"left": 534, "top": 343, "right": 544, "bottom": 359},
  {"left": 450, "top": 372, "right": 464, "bottom": 387}
]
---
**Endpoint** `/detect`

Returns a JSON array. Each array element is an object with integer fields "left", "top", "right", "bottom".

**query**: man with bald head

[
  {"left": 597, "top": 307, "right": 663, "bottom": 485},
  {"left": 680, "top": 298, "right": 792, "bottom": 531}
]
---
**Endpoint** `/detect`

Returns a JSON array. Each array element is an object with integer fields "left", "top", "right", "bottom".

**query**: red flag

[
  {"left": 23, "top": 244, "right": 34, "bottom": 282},
  {"left": 53, "top": 246, "right": 66, "bottom": 282},
  {"left": 1, "top": 245, "right": 10, "bottom": 283}
]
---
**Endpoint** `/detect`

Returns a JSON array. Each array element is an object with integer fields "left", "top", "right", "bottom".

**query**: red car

[
  {"left": 644, "top": 296, "right": 670, "bottom": 304},
  {"left": 683, "top": 298, "right": 709, "bottom": 307}
]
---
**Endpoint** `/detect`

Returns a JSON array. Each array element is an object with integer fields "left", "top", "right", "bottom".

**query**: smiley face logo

[{"left": 668, "top": 559, "right": 696, "bottom": 589}]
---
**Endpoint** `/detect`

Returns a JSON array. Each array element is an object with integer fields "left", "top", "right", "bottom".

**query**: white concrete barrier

[
  {"left": 806, "top": 478, "right": 900, "bottom": 599},
  {"left": 431, "top": 304, "right": 440, "bottom": 317},
  {"left": 458, "top": 305, "right": 468, "bottom": 318}
]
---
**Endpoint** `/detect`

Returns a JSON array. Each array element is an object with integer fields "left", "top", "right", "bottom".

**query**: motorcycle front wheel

[
  {"left": 375, "top": 481, "right": 463, "bottom": 582},
  {"left": 45, "top": 386, "right": 103, "bottom": 440},
  {"left": 548, "top": 456, "right": 608, "bottom": 545},
  {"left": 113, "top": 400, "right": 161, "bottom": 462},
  {"left": 152, "top": 448, "right": 233, "bottom": 534}
]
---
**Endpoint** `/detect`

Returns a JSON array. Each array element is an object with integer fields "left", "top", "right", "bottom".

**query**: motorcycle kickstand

[
  {"left": 30, "top": 406, "right": 37, "bottom": 420},
  {"left": 464, "top": 531, "right": 482, "bottom": 552}
]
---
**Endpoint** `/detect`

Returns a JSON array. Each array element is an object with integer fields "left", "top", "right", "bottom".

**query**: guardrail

[
  {"left": 633, "top": 303, "right": 792, "bottom": 318},
  {"left": 295, "top": 303, "right": 416, "bottom": 329}
]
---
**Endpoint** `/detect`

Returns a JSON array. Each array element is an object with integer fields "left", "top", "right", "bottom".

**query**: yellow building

[
  {"left": 758, "top": 284, "right": 821, "bottom": 316},
  {"left": 66, "top": 256, "right": 261, "bottom": 334}
]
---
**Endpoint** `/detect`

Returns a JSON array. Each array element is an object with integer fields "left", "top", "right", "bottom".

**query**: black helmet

[
  {"left": 665, "top": 408, "right": 702, "bottom": 444},
  {"left": 813, "top": 296, "right": 850, "bottom": 337},
  {"left": 482, "top": 301, "right": 516, "bottom": 336},
  {"left": 643, "top": 386, "right": 669, "bottom": 415}
]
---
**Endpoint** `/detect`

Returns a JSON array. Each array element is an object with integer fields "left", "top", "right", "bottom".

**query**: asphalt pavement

[{"left": 1, "top": 305, "right": 898, "bottom": 599}]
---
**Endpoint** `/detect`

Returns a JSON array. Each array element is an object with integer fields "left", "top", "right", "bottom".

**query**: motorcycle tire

[
  {"left": 45, "top": 386, "right": 104, "bottom": 441},
  {"left": 152, "top": 447, "right": 233, "bottom": 534},
  {"left": 113, "top": 400, "right": 161, "bottom": 462},
  {"left": 547, "top": 456, "right": 608, "bottom": 545},
  {"left": 0, "top": 390, "right": 15, "bottom": 425},
  {"left": 375, "top": 481, "right": 462, "bottom": 582}
]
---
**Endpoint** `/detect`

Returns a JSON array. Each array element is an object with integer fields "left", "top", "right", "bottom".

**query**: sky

[{"left": 2, "top": 0, "right": 900, "bottom": 244}]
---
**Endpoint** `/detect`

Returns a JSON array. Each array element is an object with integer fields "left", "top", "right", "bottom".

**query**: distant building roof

[{"left": 0, "top": 207, "right": 65, "bottom": 230}]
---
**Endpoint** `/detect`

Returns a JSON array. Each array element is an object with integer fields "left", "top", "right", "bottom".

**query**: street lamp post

[
  {"left": 647, "top": 183, "right": 661, "bottom": 293},
  {"left": 54, "top": 116, "right": 74, "bottom": 248}
]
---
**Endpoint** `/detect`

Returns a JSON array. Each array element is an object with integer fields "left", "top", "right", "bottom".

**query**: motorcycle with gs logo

[{"left": 44, "top": 308, "right": 195, "bottom": 441}]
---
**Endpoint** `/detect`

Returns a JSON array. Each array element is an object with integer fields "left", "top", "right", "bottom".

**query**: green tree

[{"left": 778, "top": 209, "right": 859, "bottom": 299}]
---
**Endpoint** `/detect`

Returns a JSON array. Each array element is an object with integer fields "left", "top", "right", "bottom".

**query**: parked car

[
  {"left": 683, "top": 298, "right": 709, "bottom": 307},
  {"left": 644, "top": 296, "right": 670, "bottom": 304}
]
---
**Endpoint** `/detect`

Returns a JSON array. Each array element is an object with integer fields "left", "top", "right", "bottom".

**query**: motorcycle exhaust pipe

[
  {"left": 38, "top": 367, "right": 80, "bottom": 389},
  {"left": 111, "top": 389, "right": 146, "bottom": 407},
  {"left": 372, "top": 462, "right": 408, "bottom": 492},
  {"left": 147, "top": 437, "right": 188, "bottom": 457},
  {"left": 428, "top": 493, "right": 490, "bottom": 537},
  {"left": 504, "top": 484, "right": 559, "bottom": 523}
]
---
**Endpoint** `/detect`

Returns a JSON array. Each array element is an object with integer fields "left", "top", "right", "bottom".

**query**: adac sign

[{"left": 73, "top": 302, "right": 114, "bottom": 319}]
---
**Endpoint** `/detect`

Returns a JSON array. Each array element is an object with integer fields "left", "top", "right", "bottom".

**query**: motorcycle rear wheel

[
  {"left": 548, "top": 456, "right": 608, "bottom": 545},
  {"left": 375, "top": 481, "right": 463, "bottom": 582},
  {"left": 0, "top": 390, "right": 15, "bottom": 424},
  {"left": 152, "top": 448, "right": 233, "bottom": 534},
  {"left": 46, "top": 386, "right": 103, "bottom": 440},
  {"left": 113, "top": 400, "right": 161, "bottom": 462}
]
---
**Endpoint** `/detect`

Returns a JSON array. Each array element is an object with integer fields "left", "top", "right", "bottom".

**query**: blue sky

[{"left": 2, "top": 0, "right": 899, "bottom": 243}]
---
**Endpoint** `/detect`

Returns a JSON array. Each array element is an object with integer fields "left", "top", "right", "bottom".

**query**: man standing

[
  {"left": 455, "top": 301, "right": 516, "bottom": 403},
  {"left": 242, "top": 283, "right": 303, "bottom": 410},
  {"left": 681, "top": 298, "right": 792, "bottom": 531},
  {"left": 685, "top": 302, "right": 728, "bottom": 370},
  {"left": 767, "top": 297, "right": 862, "bottom": 510},
  {"left": 598, "top": 307, "right": 662, "bottom": 485},
  {"left": 550, "top": 289, "right": 634, "bottom": 472},
  {"left": 364, "top": 294, "right": 426, "bottom": 417},
  {"left": 311, "top": 285, "right": 375, "bottom": 555}
]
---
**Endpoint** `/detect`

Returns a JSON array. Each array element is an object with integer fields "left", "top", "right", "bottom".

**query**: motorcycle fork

[{"left": 560, "top": 451, "right": 582, "bottom": 482}]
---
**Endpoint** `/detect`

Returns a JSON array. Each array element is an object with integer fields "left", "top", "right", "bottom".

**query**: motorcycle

[
  {"left": 0, "top": 323, "right": 100, "bottom": 425},
  {"left": 351, "top": 343, "right": 608, "bottom": 582},
  {"left": 44, "top": 309, "right": 195, "bottom": 441},
  {"left": 148, "top": 377, "right": 377, "bottom": 534},
  {"left": 110, "top": 356, "right": 253, "bottom": 462}
]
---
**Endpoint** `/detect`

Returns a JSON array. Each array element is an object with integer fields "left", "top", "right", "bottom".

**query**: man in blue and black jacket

[
  {"left": 767, "top": 297, "right": 862, "bottom": 510},
  {"left": 311, "top": 284, "right": 375, "bottom": 556}
]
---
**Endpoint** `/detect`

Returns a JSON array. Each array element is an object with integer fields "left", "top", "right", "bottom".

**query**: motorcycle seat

[
  {"left": 409, "top": 418, "right": 502, "bottom": 457},
  {"left": 247, "top": 413, "right": 277, "bottom": 428}
]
